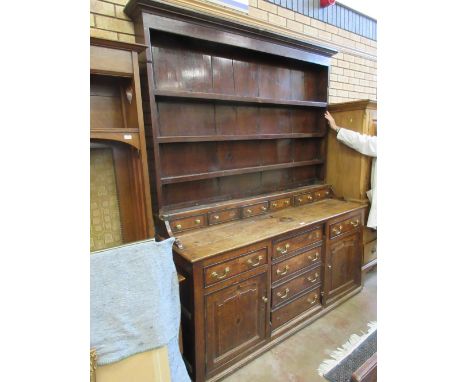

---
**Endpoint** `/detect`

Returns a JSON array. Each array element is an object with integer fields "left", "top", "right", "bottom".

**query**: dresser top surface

[{"left": 175, "top": 198, "right": 365, "bottom": 262}]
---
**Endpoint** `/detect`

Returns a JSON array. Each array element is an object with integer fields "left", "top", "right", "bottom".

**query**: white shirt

[{"left": 336, "top": 128, "right": 377, "bottom": 229}]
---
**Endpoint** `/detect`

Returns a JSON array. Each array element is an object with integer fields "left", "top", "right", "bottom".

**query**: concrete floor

[{"left": 223, "top": 269, "right": 377, "bottom": 382}]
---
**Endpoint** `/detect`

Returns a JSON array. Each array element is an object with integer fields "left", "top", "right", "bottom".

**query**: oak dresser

[{"left": 124, "top": 1, "right": 368, "bottom": 380}]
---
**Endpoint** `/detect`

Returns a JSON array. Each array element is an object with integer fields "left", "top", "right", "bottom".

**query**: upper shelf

[
  {"left": 154, "top": 89, "right": 328, "bottom": 108},
  {"left": 156, "top": 133, "right": 326, "bottom": 143}
]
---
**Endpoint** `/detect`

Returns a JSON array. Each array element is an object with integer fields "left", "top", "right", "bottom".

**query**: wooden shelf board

[
  {"left": 154, "top": 89, "right": 328, "bottom": 108},
  {"left": 156, "top": 133, "right": 326, "bottom": 143},
  {"left": 161, "top": 159, "right": 324, "bottom": 184}
]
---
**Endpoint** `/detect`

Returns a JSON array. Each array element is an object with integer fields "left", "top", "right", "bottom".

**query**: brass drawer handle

[
  {"left": 276, "top": 288, "right": 290, "bottom": 299},
  {"left": 285, "top": 200, "right": 290, "bottom": 205},
  {"left": 297, "top": 197, "right": 303, "bottom": 203},
  {"left": 350, "top": 220, "right": 360, "bottom": 227},
  {"left": 307, "top": 195, "right": 313, "bottom": 200},
  {"left": 175, "top": 224, "right": 182, "bottom": 230},
  {"left": 211, "top": 267, "right": 230, "bottom": 280},
  {"left": 307, "top": 272, "right": 319, "bottom": 283},
  {"left": 261, "top": 206, "right": 267, "bottom": 211},
  {"left": 246, "top": 209, "right": 252, "bottom": 214},
  {"left": 195, "top": 219, "right": 201, "bottom": 225},
  {"left": 325, "top": 190, "right": 330, "bottom": 195},
  {"left": 276, "top": 265, "right": 289, "bottom": 275},
  {"left": 272, "top": 202, "right": 278, "bottom": 208},
  {"left": 247, "top": 255, "right": 263, "bottom": 267},
  {"left": 276, "top": 243, "right": 290, "bottom": 255},
  {"left": 332, "top": 225, "right": 343, "bottom": 235},
  {"left": 308, "top": 252, "right": 320, "bottom": 262},
  {"left": 307, "top": 294, "right": 318, "bottom": 305},
  {"left": 262, "top": 296, "right": 268, "bottom": 303},
  {"left": 316, "top": 193, "right": 321, "bottom": 198},
  {"left": 213, "top": 215, "right": 220, "bottom": 220}
]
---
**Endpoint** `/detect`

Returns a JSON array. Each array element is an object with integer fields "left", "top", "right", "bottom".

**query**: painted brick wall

[{"left": 89, "top": 0, "right": 377, "bottom": 103}]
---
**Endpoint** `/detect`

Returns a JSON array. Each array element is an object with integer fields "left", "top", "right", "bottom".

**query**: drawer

[
  {"left": 313, "top": 188, "right": 331, "bottom": 201},
  {"left": 272, "top": 246, "right": 322, "bottom": 283},
  {"left": 270, "top": 197, "right": 292, "bottom": 211},
  {"left": 273, "top": 227, "right": 322, "bottom": 259},
  {"left": 208, "top": 208, "right": 239, "bottom": 225},
  {"left": 204, "top": 248, "right": 268, "bottom": 287},
  {"left": 363, "top": 240, "right": 377, "bottom": 265},
  {"left": 241, "top": 202, "right": 268, "bottom": 218},
  {"left": 170, "top": 214, "right": 207, "bottom": 233},
  {"left": 271, "top": 268, "right": 321, "bottom": 308},
  {"left": 294, "top": 193, "right": 314, "bottom": 206},
  {"left": 329, "top": 214, "right": 361, "bottom": 239},
  {"left": 271, "top": 286, "right": 321, "bottom": 330}
]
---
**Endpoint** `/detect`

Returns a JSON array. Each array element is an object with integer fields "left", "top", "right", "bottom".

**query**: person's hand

[{"left": 324, "top": 111, "right": 338, "bottom": 132}]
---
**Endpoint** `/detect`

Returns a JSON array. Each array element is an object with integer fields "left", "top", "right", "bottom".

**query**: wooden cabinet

[
  {"left": 124, "top": 1, "right": 366, "bottom": 381},
  {"left": 326, "top": 100, "right": 377, "bottom": 271},
  {"left": 205, "top": 272, "right": 268, "bottom": 374},
  {"left": 90, "top": 38, "right": 154, "bottom": 252}
]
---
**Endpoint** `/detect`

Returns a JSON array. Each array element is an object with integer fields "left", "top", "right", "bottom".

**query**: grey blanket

[{"left": 90, "top": 238, "right": 190, "bottom": 382}]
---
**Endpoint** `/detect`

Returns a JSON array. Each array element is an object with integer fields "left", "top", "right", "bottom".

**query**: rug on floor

[{"left": 317, "top": 322, "right": 377, "bottom": 382}]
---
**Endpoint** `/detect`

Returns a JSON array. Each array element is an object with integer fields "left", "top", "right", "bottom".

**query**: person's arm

[{"left": 324, "top": 111, "right": 377, "bottom": 157}]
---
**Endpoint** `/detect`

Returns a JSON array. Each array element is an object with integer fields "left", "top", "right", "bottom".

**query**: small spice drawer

[
  {"left": 314, "top": 188, "right": 331, "bottom": 201},
  {"left": 271, "top": 286, "right": 321, "bottom": 330},
  {"left": 208, "top": 208, "right": 239, "bottom": 225},
  {"left": 241, "top": 202, "right": 268, "bottom": 218},
  {"left": 271, "top": 268, "right": 321, "bottom": 308},
  {"left": 329, "top": 214, "right": 362, "bottom": 239},
  {"left": 170, "top": 214, "right": 207, "bottom": 233},
  {"left": 270, "top": 197, "right": 292, "bottom": 211},
  {"left": 294, "top": 193, "right": 314, "bottom": 206},
  {"left": 204, "top": 247, "right": 268, "bottom": 287},
  {"left": 272, "top": 246, "right": 322, "bottom": 283},
  {"left": 273, "top": 227, "right": 322, "bottom": 259}
]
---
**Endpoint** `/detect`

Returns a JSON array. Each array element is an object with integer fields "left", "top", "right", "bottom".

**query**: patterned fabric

[
  {"left": 324, "top": 331, "right": 377, "bottom": 382},
  {"left": 90, "top": 238, "right": 190, "bottom": 382}
]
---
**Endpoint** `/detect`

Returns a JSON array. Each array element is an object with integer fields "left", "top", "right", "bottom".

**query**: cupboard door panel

[
  {"left": 205, "top": 272, "right": 268, "bottom": 373},
  {"left": 323, "top": 232, "right": 362, "bottom": 305}
]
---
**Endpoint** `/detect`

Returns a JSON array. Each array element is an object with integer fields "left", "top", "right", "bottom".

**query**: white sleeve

[{"left": 336, "top": 128, "right": 377, "bottom": 157}]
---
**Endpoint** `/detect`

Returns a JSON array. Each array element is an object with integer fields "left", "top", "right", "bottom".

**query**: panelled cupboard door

[
  {"left": 322, "top": 232, "right": 361, "bottom": 306},
  {"left": 205, "top": 272, "right": 268, "bottom": 374}
]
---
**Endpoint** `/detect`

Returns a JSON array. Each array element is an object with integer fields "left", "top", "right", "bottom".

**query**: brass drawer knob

[
  {"left": 297, "top": 198, "right": 303, "bottom": 203},
  {"left": 276, "top": 288, "right": 290, "bottom": 299},
  {"left": 246, "top": 209, "right": 252, "bottom": 214},
  {"left": 307, "top": 272, "right": 319, "bottom": 283},
  {"left": 261, "top": 206, "right": 267, "bottom": 211},
  {"left": 262, "top": 296, "right": 268, "bottom": 303},
  {"left": 328, "top": 264, "right": 332, "bottom": 269},
  {"left": 211, "top": 267, "right": 230, "bottom": 280},
  {"left": 276, "top": 265, "right": 289, "bottom": 275},
  {"left": 195, "top": 219, "right": 201, "bottom": 225},
  {"left": 307, "top": 195, "right": 313, "bottom": 200},
  {"left": 276, "top": 243, "right": 290, "bottom": 255},
  {"left": 272, "top": 202, "right": 277, "bottom": 208},
  {"left": 316, "top": 193, "right": 321, "bottom": 198},
  {"left": 325, "top": 190, "right": 330, "bottom": 195},
  {"left": 307, "top": 294, "right": 318, "bottom": 305},
  {"left": 213, "top": 215, "right": 220, "bottom": 220},
  {"left": 308, "top": 252, "right": 319, "bottom": 262},
  {"left": 285, "top": 200, "right": 290, "bottom": 205},
  {"left": 175, "top": 224, "right": 182, "bottom": 230},
  {"left": 332, "top": 225, "right": 343, "bottom": 235},
  {"left": 247, "top": 255, "right": 263, "bottom": 267}
]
